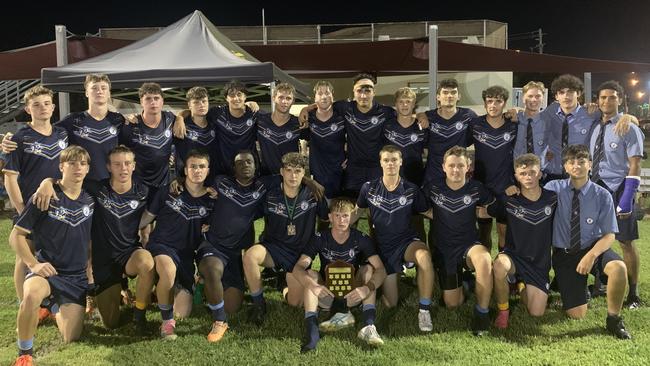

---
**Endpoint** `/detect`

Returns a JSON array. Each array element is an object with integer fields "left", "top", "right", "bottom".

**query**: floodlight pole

[
  {"left": 584, "top": 72, "right": 592, "bottom": 103},
  {"left": 270, "top": 81, "right": 275, "bottom": 113},
  {"left": 55, "top": 25, "right": 70, "bottom": 119},
  {"left": 428, "top": 25, "right": 438, "bottom": 109}
]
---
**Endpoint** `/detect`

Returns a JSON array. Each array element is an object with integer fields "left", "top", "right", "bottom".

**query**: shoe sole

[{"left": 319, "top": 322, "right": 354, "bottom": 332}]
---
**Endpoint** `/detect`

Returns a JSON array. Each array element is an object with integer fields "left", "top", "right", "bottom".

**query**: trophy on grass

[{"left": 325, "top": 260, "right": 356, "bottom": 298}]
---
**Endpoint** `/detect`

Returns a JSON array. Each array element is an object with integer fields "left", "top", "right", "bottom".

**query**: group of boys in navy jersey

[{"left": 4, "top": 71, "right": 645, "bottom": 364}]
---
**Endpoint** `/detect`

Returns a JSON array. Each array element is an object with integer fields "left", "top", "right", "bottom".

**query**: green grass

[{"left": 1, "top": 217, "right": 650, "bottom": 365}]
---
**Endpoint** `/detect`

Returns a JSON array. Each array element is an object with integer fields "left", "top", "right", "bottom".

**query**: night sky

[{"left": 2, "top": 0, "right": 649, "bottom": 63}]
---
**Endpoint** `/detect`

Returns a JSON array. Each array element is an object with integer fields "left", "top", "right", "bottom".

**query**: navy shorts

[
  {"left": 196, "top": 240, "right": 246, "bottom": 291},
  {"left": 26, "top": 271, "right": 88, "bottom": 307},
  {"left": 501, "top": 251, "right": 551, "bottom": 294},
  {"left": 378, "top": 237, "right": 419, "bottom": 275},
  {"left": 434, "top": 243, "right": 476, "bottom": 290},
  {"left": 148, "top": 242, "right": 195, "bottom": 293},
  {"left": 552, "top": 246, "right": 622, "bottom": 310},
  {"left": 608, "top": 182, "right": 639, "bottom": 242},
  {"left": 262, "top": 240, "right": 300, "bottom": 273},
  {"left": 93, "top": 246, "right": 142, "bottom": 296}
]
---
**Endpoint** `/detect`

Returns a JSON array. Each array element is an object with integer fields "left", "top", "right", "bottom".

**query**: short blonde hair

[
  {"left": 329, "top": 197, "right": 355, "bottom": 213},
  {"left": 23, "top": 85, "right": 53, "bottom": 104},
  {"left": 522, "top": 81, "right": 545, "bottom": 94},
  {"left": 394, "top": 87, "right": 416, "bottom": 101},
  {"left": 313, "top": 80, "right": 333, "bottom": 95},
  {"left": 60, "top": 145, "right": 91, "bottom": 164},
  {"left": 273, "top": 83, "right": 295, "bottom": 97}
]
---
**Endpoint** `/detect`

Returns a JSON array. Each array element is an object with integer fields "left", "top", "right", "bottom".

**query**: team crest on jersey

[
  {"left": 199, "top": 206, "right": 207, "bottom": 217},
  {"left": 586, "top": 217, "right": 594, "bottom": 224},
  {"left": 54, "top": 207, "right": 66, "bottom": 220},
  {"left": 109, "top": 126, "right": 117, "bottom": 135},
  {"left": 455, "top": 122, "right": 463, "bottom": 130},
  {"left": 246, "top": 119, "right": 254, "bottom": 127},
  {"left": 410, "top": 133, "right": 418, "bottom": 142},
  {"left": 538, "top": 140, "right": 544, "bottom": 146},
  {"left": 503, "top": 133, "right": 511, "bottom": 141},
  {"left": 398, "top": 196, "right": 407, "bottom": 206},
  {"left": 463, "top": 195, "right": 472, "bottom": 205},
  {"left": 300, "top": 201, "right": 309, "bottom": 210},
  {"left": 170, "top": 198, "right": 183, "bottom": 211},
  {"left": 285, "top": 131, "right": 293, "bottom": 139},
  {"left": 58, "top": 140, "right": 67, "bottom": 149},
  {"left": 610, "top": 142, "right": 618, "bottom": 149},
  {"left": 580, "top": 128, "right": 587, "bottom": 135},
  {"left": 129, "top": 200, "right": 139, "bottom": 209},
  {"left": 349, "top": 249, "right": 356, "bottom": 258},
  {"left": 478, "top": 132, "right": 487, "bottom": 143},
  {"left": 252, "top": 191, "right": 260, "bottom": 199},
  {"left": 82, "top": 205, "right": 91, "bottom": 217},
  {"left": 210, "top": 130, "right": 216, "bottom": 137},
  {"left": 329, "top": 124, "right": 337, "bottom": 131},
  {"left": 514, "top": 207, "right": 525, "bottom": 218},
  {"left": 31, "top": 142, "right": 43, "bottom": 154},
  {"left": 371, "top": 116, "right": 379, "bottom": 125},
  {"left": 188, "top": 130, "right": 198, "bottom": 141},
  {"left": 164, "top": 130, "right": 172, "bottom": 138},
  {"left": 544, "top": 206, "right": 552, "bottom": 216}
]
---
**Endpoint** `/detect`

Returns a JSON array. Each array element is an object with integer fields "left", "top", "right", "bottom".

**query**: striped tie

[
  {"left": 561, "top": 114, "right": 569, "bottom": 150},
  {"left": 526, "top": 118, "right": 534, "bottom": 154},
  {"left": 568, "top": 188, "right": 581, "bottom": 253},
  {"left": 591, "top": 120, "right": 610, "bottom": 183}
]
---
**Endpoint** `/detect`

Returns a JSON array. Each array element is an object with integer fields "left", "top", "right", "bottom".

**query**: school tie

[
  {"left": 526, "top": 118, "right": 534, "bottom": 154},
  {"left": 568, "top": 188, "right": 581, "bottom": 253},
  {"left": 590, "top": 120, "right": 610, "bottom": 183},
  {"left": 561, "top": 114, "right": 570, "bottom": 150}
]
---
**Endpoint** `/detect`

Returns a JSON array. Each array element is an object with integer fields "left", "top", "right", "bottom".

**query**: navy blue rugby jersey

[
  {"left": 488, "top": 189, "right": 556, "bottom": 270},
  {"left": 307, "top": 110, "right": 346, "bottom": 182},
  {"left": 3, "top": 125, "right": 68, "bottom": 203},
  {"left": 85, "top": 179, "right": 148, "bottom": 261},
  {"left": 261, "top": 184, "right": 329, "bottom": 253},
  {"left": 469, "top": 116, "right": 518, "bottom": 194},
  {"left": 56, "top": 111, "right": 124, "bottom": 181},
  {"left": 256, "top": 113, "right": 307, "bottom": 176},
  {"left": 356, "top": 177, "right": 428, "bottom": 251},
  {"left": 207, "top": 106, "right": 258, "bottom": 175},
  {"left": 15, "top": 185, "right": 94, "bottom": 274},
  {"left": 120, "top": 111, "right": 175, "bottom": 188},
  {"left": 304, "top": 229, "right": 376, "bottom": 270},
  {"left": 383, "top": 117, "right": 427, "bottom": 185},
  {"left": 173, "top": 116, "right": 219, "bottom": 182},
  {"left": 333, "top": 100, "right": 395, "bottom": 167}
]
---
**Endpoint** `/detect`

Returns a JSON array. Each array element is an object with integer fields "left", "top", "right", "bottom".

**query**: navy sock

[
  {"left": 305, "top": 311, "right": 318, "bottom": 319},
  {"left": 303, "top": 315, "right": 320, "bottom": 349},
  {"left": 251, "top": 290, "right": 265, "bottom": 306},
  {"left": 628, "top": 283, "right": 638, "bottom": 298},
  {"left": 134, "top": 307, "right": 146, "bottom": 322},
  {"left": 158, "top": 304, "right": 173, "bottom": 321},
  {"left": 362, "top": 304, "right": 376, "bottom": 326},
  {"left": 208, "top": 301, "right": 227, "bottom": 322}
]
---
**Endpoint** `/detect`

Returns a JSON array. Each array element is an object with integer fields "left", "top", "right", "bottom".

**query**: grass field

[{"left": 0, "top": 217, "right": 649, "bottom": 365}]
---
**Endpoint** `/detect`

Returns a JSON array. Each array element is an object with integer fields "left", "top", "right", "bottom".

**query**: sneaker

[
  {"left": 625, "top": 295, "right": 642, "bottom": 310},
  {"left": 207, "top": 321, "right": 228, "bottom": 342},
  {"left": 471, "top": 309, "right": 490, "bottom": 336},
  {"left": 160, "top": 319, "right": 178, "bottom": 340},
  {"left": 319, "top": 312, "right": 355, "bottom": 332},
  {"left": 606, "top": 315, "right": 631, "bottom": 340},
  {"left": 358, "top": 324, "right": 384, "bottom": 346},
  {"left": 14, "top": 355, "right": 33, "bottom": 366},
  {"left": 494, "top": 309, "right": 509, "bottom": 329},
  {"left": 248, "top": 303, "right": 267, "bottom": 326},
  {"left": 38, "top": 307, "right": 52, "bottom": 324},
  {"left": 418, "top": 309, "right": 433, "bottom": 332}
]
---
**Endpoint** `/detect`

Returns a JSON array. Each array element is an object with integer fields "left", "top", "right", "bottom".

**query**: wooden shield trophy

[{"left": 325, "top": 260, "right": 356, "bottom": 298}]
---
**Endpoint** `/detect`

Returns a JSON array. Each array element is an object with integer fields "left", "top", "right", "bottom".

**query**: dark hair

[
  {"left": 437, "top": 78, "right": 459, "bottom": 94},
  {"left": 379, "top": 144, "right": 402, "bottom": 158},
  {"left": 551, "top": 74, "right": 584, "bottom": 95},
  {"left": 281, "top": 152, "right": 308, "bottom": 169},
  {"left": 353, "top": 73, "right": 376, "bottom": 86},
  {"left": 187, "top": 86, "right": 209, "bottom": 101},
  {"left": 138, "top": 82, "right": 163, "bottom": 98},
  {"left": 185, "top": 149, "right": 210, "bottom": 165},
  {"left": 561, "top": 144, "right": 591, "bottom": 164},
  {"left": 482, "top": 85, "right": 509, "bottom": 102},
  {"left": 224, "top": 80, "right": 247, "bottom": 96},
  {"left": 514, "top": 153, "right": 541, "bottom": 169},
  {"left": 443, "top": 145, "right": 470, "bottom": 163},
  {"left": 596, "top": 80, "right": 625, "bottom": 99}
]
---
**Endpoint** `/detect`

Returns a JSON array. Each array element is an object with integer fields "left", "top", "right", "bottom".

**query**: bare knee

[
  {"left": 566, "top": 306, "right": 587, "bottom": 319},
  {"left": 605, "top": 260, "right": 627, "bottom": 280},
  {"left": 493, "top": 256, "right": 510, "bottom": 277}
]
